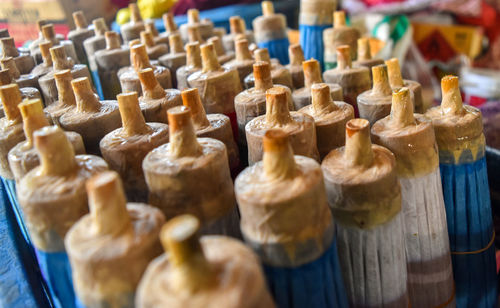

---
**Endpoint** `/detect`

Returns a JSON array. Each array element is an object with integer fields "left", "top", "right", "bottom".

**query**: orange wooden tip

[
  {"left": 289, "top": 44, "right": 304, "bottom": 66},
  {"left": 235, "top": 39, "right": 252, "bottom": 60},
  {"left": 0, "top": 57, "right": 20, "bottom": 79},
  {"left": 263, "top": 129, "right": 289, "bottom": 153},
  {"left": 441, "top": 75, "right": 459, "bottom": 94},
  {"left": 185, "top": 42, "right": 202, "bottom": 68},
  {"left": 187, "top": 9, "right": 200, "bottom": 24},
  {"left": 346, "top": 118, "right": 369, "bottom": 138},
  {"left": 200, "top": 43, "right": 220, "bottom": 72},
  {"left": 105, "top": 31, "right": 121, "bottom": 50},
  {"left": 169, "top": 33, "right": 184, "bottom": 53},
  {"left": 255, "top": 48, "right": 271, "bottom": 63},
  {"left": 167, "top": 106, "right": 193, "bottom": 132},
  {"left": 160, "top": 214, "right": 202, "bottom": 265},
  {"left": 163, "top": 12, "right": 177, "bottom": 32},
  {"left": 140, "top": 30, "right": 155, "bottom": 47},
  {"left": 207, "top": 36, "right": 225, "bottom": 56},
  {"left": 187, "top": 25, "right": 203, "bottom": 43},
  {"left": 303, "top": 58, "right": 322, "bottom": 87},
  {"left": 0, "top": 83, "right": 22, "bottom": 120},
  {"left": 230, "top": 16, "right": 244, "bottom": 34},
  {"left": 41, "top": 24, "right": 56, "bottom": 40},
  {"left": 145, "top": 21, "right": 160, "bottom": 37},
  {"left": 129, "top": 3, "right": 143, "bottom": 23},
  {"left": 334, "top": 11, "right": 346, "bottom": 27},
  {"left": 0, "top": 69, "right": 11, "bottom": 86},
  {"left": 73, "top": 11, "right": 88, "bottom": 29},
  {"left": 0, "top": 38, "right": 19, "bottom": 58},
  {"left": 93, "top": 18, "right": 108, "bottom": 36},
  {"left": 262, "top": 1, "right": 274, "bottom": 16},
  {"left": 357, "top": 37, "right": 371, "bottom": 60}
]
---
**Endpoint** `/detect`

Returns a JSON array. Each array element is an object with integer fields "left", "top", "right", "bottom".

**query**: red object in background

[
  {"left": 417, "top": 30, "right": 457, "bottom": 62},
  {"left": 1, "top": 22, "right": 69, "bottom": 47},
  {"left": 171, "top": 0, "right": 260, "bottom": 15},
  {"left": 457, "top": 1, "right": 500, "bottom": 43},
  {"left": 362, "top": 0, "right": 406, "bottom": 7}
]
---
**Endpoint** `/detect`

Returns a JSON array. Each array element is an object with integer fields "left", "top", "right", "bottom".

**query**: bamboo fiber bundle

[
  {"left": 322, "top": 118, "right": 409, "bottom": 307},
  {"left": 285, "top": 44, "right": 305, "bottom": 89},
  {"left": 17, "top": 126, "right": 108, "bottom": 308},
  {"left": 100, "top": 92, "right": 169, "bottom": 202},
  {"left": 323, "top": 45, "right": 371, "bottom": 116},
  {"left": 143, "top": 106, "right": 240, "bottom": 237},
  {"left": 253, "top": 1, "right": 290, "bottom": 64},
  {"left": 223, "top": 39, "right": 255, "bottom": 88},
  {"left": 386, "top": 58, "right": 425, "bottom": 113},
  {"left": 0, "top": 69, "right": 41, "bottom": 105},
  {"left": 1, "top": 37, "right": 35, "bottom": 74},
  {"left": 223, "top": 16, "right": 255, "bottom": 52},
  {"left": 371, "top": 88, "right": 455, "bottom": 308},
  {"left": 187, "top": 43, "right": 242, "bottom": 140},
  {"left": 244, "top": 48, "right": 293, "bottom": 90},
  {"left": 292, "top": 58, "right": 343, "bottom": 110},
  {"left": 176, "top": 42, "right": 202, "bottom": 90},
  {"left": 30, "top": 23, "right": 78, "bottom": 65},
  {"left": 1, "top": 57, "right": 40, "bottom": 94},
  {"left": 95, "top": 31, "right": 130, "bottom": 100},
  {"left": 353, "top": 38, "right": 384, "bottom": 77},
  {"left": 179, "top": 9, "right": 215, "bottom": 42},
  {"left": 299, "top": 83, "right": 353, "bottom": 159},
  {"left": 140, "top": 30, "right": 168, "bottom": 60},
  {"left": 31, "top": 41, "right": 53, "bottom": 78},
  {"left": 118, "top": 43, "right": 172, "bottom": 96},
  {"left": 208, "top": 36, "right": 234, "bottom": 65},
  {"left": 66, "top": 171, "right": 165, "bottom": 308},
  {"left": 138, "top": 68, "right": 182, "bottom": 123},
  {"left": 158, "top": 33, "right": 186, "bottom": 88},
  {"left": 144, "top": 20, "right": 169, "bottom": 46},
  {"left": 235, "top": 61, "right": 294, "bottom": 146},
  {"left": 120, "top": 3, "right": 145, "bottom": 43},
  {"left": 67, "top": 11, "right": 93, "bottom": 65},
  {"left": 59, "top": 77, "right": 121, "bottom": 155},
  {"left": 182, "top": 88, "right": 240, "bottom": 175},
  {"left": 426, "top": 76, "right": 497, "bottom": 307},
  {"left": 8, "top": 99, "right": 85, "bottom": 182},
  {"left": 357, "top": 64, "right": 393, "bottom": 125},
  {"left": 246, "top": 86, "right": 319, "bottom": 164},
  {"left": 323, "top": 11, "right": 360, "bottom": 70},
  {"left": 235, "top": 129, "right": 348, "bottom": 308},
  {"left": 299, "top": 0, "right": 336, "bottom": 69},
  {"left": 39, "top": 45, "right": 92, "bottom": 104},
  {"left": 136, "top": 214, "right": 275, "bottom": 308}
]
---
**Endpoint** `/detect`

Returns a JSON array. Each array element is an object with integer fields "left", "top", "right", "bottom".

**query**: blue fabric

[
  {"left": 91, "top": 69, "right": 104, "bottom": 100},
  {"left": 299, "top": 24, "right": 329, "bottom": 70},
  {"left": 263, "top": 239, "right": 348, "bottom": 308},
  {"left": 0, "top": 179, "right": 39, "bottom": 307},
  {"left": 35, "top": 249, "right": 76, "bottom": 308},
  {"left": 257, "top": 38, "right": 290, "bottom": 65},
  {"left": 2, "top": 179, "right": 32, "bottom": 246},
  {"left": 440, "top": 157, "right": 497, "bottom": 308}
]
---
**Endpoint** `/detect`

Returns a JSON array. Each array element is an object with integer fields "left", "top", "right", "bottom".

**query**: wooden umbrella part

[
  {"left": 292, "top": 58, "right": 343, "bottom": 110},
  {"left": 83, "top": 18, "right": 109, "bottom": 71},
  {"left": 176, "top": 42, "right": 202, "bottom": 90},
  {"left": 235, "top": 61, "right": 294, "bottom": 146},
  {"left": 118, "top": 43, "right": 172, "bottom": 95},
  {"left": 244, "top": 48, "right": 293, "bottom": 89},
  {"left": 385, "top": 58, "right": 425, "bottom": 113},
  {"left": 323, "top": 45, "right": 371, "bottom": 115},
  {"left": 66, "top": 171, "right": 165, "bottom": 307},
  {"left": 158, "top": 33, "right": 186, "bottom": 88},
  {"left": 17, "top": 125, "right": 108, "bottom": 252},
  {"left": 208, "top": 36, "right": 234, "bottom": 64},
  {"left": 223, "top": 39, "right": 255, "bottom": 87},
  {"left": 145, "top": 20, "right": 169, "bottom": 45},
  {"left": 120, "top": 3, "right": 145, "bottom": 43},
  {"left": 1, "top": 57, "right": 40, "bottom": 93},
  {"left": 136, "top": 214, "right": 274, "bottom": 308},
  {"left": 100, "top": 91, "right": 169, "bottom": 202},
  {"left": 371, "top": 88, "right": 454, "bottom": 307},
  {"left": 38, "top": 45, "right": 92, "bottom": 104},
  {"left": 321, "top": 118, "right": 408, "bottom": 307},
  {"left": 353, "top": 37, "right": 384, "bottom": 76},
  {"left": 298, "top": 83, "right": 354, "bottom": 159},
  {"left": 142, "top": 106, "right": 239, "bottom": 236},
  {"left": 179, "top": 9, "right": 215, "bottom": 42},
  {"left": 323, "top": 11, "right": 360, "bottom": 66},
  {"left": 31, "top": 41, "right": 54, "bottom": 78},
  {"left": 235, "top": 129, "right": 333, "bottom": 266},
  {"left": 357, "top": 64, "right": 393, "bottom": 125},
  {"left": 181, "top": 87, "right": 240, "bottom": 173},
  {"left": 67, "top": 11, "right": 94, "bottom": 64},
  {"left": 94, "top": 31, "right": 130, "bottom": 100},
  {"left": 187, "top": 43, "right": 242, "bottom": 116},
  {"left": 285, "top": 44, "right": 305, "bottom": 89},
  {"left": 140, "top": 30, "right": 168, "bottom": 60},
  {"left": 58, "top": 77, "right": 121, "bottom": 155},
  {"left": 223, "top": 16, "right": 255, "bottom": 52},
  {"left": 8, "top": 98, "right": 85, "bottom": 182},
  {"left": 44, "top": 69, "right": 76, "bottom": 123},
  {"left": 245, "top": 86, "right": 319, "bottom": 164},
  {"left": 0, "top": 84, "right": 26, "bottom": 179},
  {"left": 138, "top": 67, "right": 182, "bottom": 123},
  {"left": 1, "top": 37, "right": 35, "bottom": 74}
]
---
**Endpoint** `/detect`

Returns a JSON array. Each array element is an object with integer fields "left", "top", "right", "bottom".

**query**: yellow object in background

[{"left": 116, "top": 0, "right": 177, "bottom": 25}]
